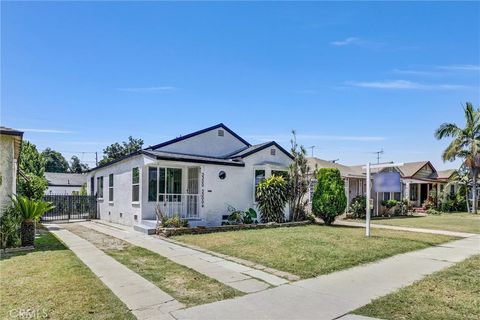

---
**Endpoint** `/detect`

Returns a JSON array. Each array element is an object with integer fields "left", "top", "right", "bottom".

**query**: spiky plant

[
  {"left": 256, "top": 175, "right": 288, "bottom": 223},
  {"left": 435, "top": 102, "right": 480, "bottom": 214},
  {"left": 11, "top": 195, "right": 55, "bottom": 247}
]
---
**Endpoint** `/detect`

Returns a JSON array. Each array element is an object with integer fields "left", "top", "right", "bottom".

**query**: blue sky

[{"left": 2, "top": 1, "right": 479, "bottom": 170}]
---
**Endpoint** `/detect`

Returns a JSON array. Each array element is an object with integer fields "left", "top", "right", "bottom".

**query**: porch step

[{"left": 133, "top": 221, "right": 157, "bottom": 235}]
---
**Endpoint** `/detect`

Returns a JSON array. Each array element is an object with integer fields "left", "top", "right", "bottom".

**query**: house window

[
  {"left": 108, "top": 174, "right": 114, "bottom": 202},
  {"left": 410, "top": 184, "right": 418, "bottom": 201},
  {"left": 254, "top": 170, "right": 266, "bottom": 201},
  {"left": 218, "top": 129, "right": 224, "bottom": 137},
  {"left": 450, "top": 185, "right": 455, "bottom": 196},
  {"left": 132, "top": 167, "right": 140, "bottom": 202},
  {"left": 383, "top": 192, "right": 391, "bottom": 201},
  {"left": 97, "top": 176, "right": 104, "bottom": 199},
  {"left": 393, "top": 192, "right": 401, "bottom": 201},
  {"left": 148, "top": 167, "right": 182, "bottom": 202},
  {"left": 148, "top": 167, "right": 157, "bottom": 202},
  {"left": 270, "top": 148, "right": 276, "bottom": 156}
]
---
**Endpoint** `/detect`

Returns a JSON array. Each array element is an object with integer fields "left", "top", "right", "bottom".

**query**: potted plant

[{"left": 11, "top": 195, "right": 55, "bottom": 247}]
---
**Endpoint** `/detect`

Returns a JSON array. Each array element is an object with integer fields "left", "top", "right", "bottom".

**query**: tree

[
  {"left": 256, "top": 176, "right": 288, "bottom": 223},
  {"left": 435, "top": 102, "right": 480, "bottom": 214},
  {"left": 98, "top": 136, "right": 144, "bottom": 166},
  {"left": 42, "top": 148, "right": 70, "bottom": 173},
  {"left": 17, "top": 141, "right": 48, "bottom": 200},
  {"left": 70, "top": 156, "right": 89, "bottom": 173},
  {"left": 287, "top": 131, "right": 312, "bottom": 221},
  {"left": 312, "top": 168, "right": 347, "bottom": 225}
]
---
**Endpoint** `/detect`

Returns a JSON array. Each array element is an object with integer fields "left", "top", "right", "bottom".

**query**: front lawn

[
  {"left": 370, "top": 212, "right": 480, "bottom": 234},
  {"left": 63, "top": 223, "right": 242, "bottom": 307},
  {"left": 174, "top": 225, "right": 456, "bottom": 279},
  {"left": 0, "top": 227, "right": 134, "bottom": 319},
  {"left": 354, "top": 255, "right": 480, "bottom": 320}
]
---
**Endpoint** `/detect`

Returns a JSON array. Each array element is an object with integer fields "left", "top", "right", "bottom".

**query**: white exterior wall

[
  {"left": 155, "top": 128, "right": 247, "bottom": 157},
  {"left": 87, "top": 155, "right": 147, "bottom": 226},
  {"left": 0, "top": 135, "right": 16, "bottom": 214}
]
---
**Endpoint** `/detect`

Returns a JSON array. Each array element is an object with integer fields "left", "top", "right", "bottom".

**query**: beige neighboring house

[
  {"left": 307, "top": 157, "right": 456, "bottom": 215},
  {"left": 0, "top": 127, "right": 23, "bottom": 214},
  {"left": 45, "top": 172, "right": 88, "bottom": 195}
]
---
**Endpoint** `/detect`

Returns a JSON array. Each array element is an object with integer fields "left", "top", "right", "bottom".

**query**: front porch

[
  {"left": 404, "top": 180, "right": 443, "bottom": 208},
  {"left": 143, "top": 164, "right": 202, "bottom": 222}
]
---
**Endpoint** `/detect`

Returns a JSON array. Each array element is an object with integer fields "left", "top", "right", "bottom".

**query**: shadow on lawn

[{"left": 0, "top": 227, "right": 67, "bottom": 261}]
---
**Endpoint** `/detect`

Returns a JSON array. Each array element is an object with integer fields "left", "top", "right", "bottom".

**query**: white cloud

[
  {"left": 392, "top": 69, "right": 440, "bottom": 76},
  {"left": 436, "top": 64, "right": 480, "bottom": 71},
  {"left": 330, "top": 37, "right": 385, "bottom": 49},
  {"left": 117, "top": 86, "right": 177, "bottom": 92},
  {"left": 19, "top": 128, "right": 75, "bottom": 134},
  {"left": 346, "top": 80, "right": 473, "bottom": 90}
]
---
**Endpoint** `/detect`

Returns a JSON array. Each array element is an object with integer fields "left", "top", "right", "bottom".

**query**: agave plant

[{"left": 11, "top": 195, "right": 55, "bottom": 247}]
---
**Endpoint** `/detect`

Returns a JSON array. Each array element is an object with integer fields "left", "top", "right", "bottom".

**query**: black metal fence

[{"left": 42, "top": 195, "right": 97, "bottom": 221}]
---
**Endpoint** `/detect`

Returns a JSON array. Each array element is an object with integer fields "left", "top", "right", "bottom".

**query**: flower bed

[{"left": 157, "top": 220, "right": 312, "bottom": 237}]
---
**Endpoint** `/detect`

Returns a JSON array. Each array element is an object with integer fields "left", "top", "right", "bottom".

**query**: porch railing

[{"left": 157, "top": 194, "right": 199, "bottom": 219}]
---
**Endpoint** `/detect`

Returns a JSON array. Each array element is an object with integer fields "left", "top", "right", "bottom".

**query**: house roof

[
  {"left": 45, "top": 172, "right": 87, "bottom": 187},
  {"left": 0, "top": 126, "right": 24, "bottom": 161},
  {"left": 145, "top": 123, "right": 251, "bottom": 150},
  {"left": 226, "top": 141, "right": 294, "bottom": 160},
  {"left": 307, "top": 157, "right": 365, "bottom": 178},
  {"left": 436, "top": 169, "right": 456, "bottom": 180},
  {"left": 143, "top": 150, "right": 245, "bottom": 167}
]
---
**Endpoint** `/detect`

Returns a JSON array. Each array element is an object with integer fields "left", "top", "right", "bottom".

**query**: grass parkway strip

[
  {"left": 354, "top": 254, "right": 480, "bottom": 320},
  {"left": 61, "top": 223, "right": 243, "bottom": 307}
]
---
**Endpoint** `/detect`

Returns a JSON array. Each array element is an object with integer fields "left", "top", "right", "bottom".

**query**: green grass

[
  {"left": 174, "top": 225, "right": 456, "bottom": 279},
  {"left": 354, "top": 255, "right": 480, "bottom": 320},
  {"left": 0, "top": 228, "right": 134, "bottom": 320},
  {"left": 65, "top": 224, "right": 242, "bottom": 307},
  {"left": 369, "top": 212, "right": 480, "bottom": 234}
]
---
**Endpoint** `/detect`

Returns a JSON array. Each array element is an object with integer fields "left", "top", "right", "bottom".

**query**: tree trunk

[
  {"left": 472, "top": 168, "right": 478, "bottom": 214},
  {"left": 20, "top": 220, "right": 35, "bottom": 247}
]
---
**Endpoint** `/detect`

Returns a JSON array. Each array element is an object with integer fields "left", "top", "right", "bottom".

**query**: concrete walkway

[
  {"left": 44, "top": 224, "right": 183, "bottom": 320},
  {"left": 172, "top": 235, "right": 480, "bottom": 320},
  {"left": 335, "top": 220, "right": 477, "bottom": 238},
  {"left": 79, "top": 221, "right": 288, "bottom": 293}
]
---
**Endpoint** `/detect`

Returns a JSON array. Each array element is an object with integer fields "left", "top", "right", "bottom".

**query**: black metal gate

[{"left": 42, "top": 195, "right": 98, "bottom": 221}]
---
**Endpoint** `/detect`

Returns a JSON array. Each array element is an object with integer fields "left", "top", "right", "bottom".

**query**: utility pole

[
  {"left": 373, "top": 149, "right": 384, "bottom": 164},
  {"left": 309, "top": 146, "right": 316, "bottom": 157},
  {"left": 95, "top": 152, "right": 98, "bottom": 167}
]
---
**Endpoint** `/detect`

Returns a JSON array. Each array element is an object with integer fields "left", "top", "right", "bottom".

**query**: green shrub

[
  {"left": 226, "top": 207, "right": 258, "bottom": 225},
  {"left": 349, "top": 195, "right": 366, "bottom": 219},
  {"left": 256, "top": 176, "right": 288, "bottom": 223},
  {"left": 312, "top": 168, "right": 347, "bottom": 225},
  {"left": 0, "top": 206, "right": 21, "bottom": 249},
  {"left": 426, "top": 208, "right": 442, "bottom": 215},
  {"left": 161, "top": 215, "right": 189, "bottom": 228}
]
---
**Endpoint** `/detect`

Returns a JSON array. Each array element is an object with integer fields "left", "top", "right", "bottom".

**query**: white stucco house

[
  {"left": 86, "top": 124, "right": 293, "bottom": 230},
  {"left": 0, "top": 127, "right": 23, "bottom": 214},
  {"left": 45, "top": 172, "right": 88, "bottom": 195}
]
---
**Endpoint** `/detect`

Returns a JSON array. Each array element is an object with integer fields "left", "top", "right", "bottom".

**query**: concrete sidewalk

[
  {"left": 334, "top": 220, "right": 477, "bottom": 238},
  {"left": 80, "top": 221, "right": 288, "bottom": 293},
  {"left": 172, "top": 235, "right": 479, "bottom": 320},
  {"left": 44, "top": 224, "right": 183, "bottom": 320}
]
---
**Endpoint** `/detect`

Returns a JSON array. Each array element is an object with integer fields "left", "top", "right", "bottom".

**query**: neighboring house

[
  {"left": 307, "top": 157, "right": 456, "bottom": 215},
  {"left": 86, "top": 123, "right": 293, "bottom": 228},
  {"left": 306, "top": 157, "right": 367, "bottom": 209},
  {"left": 45, "top": 172, "right": 88, "bottom": 195},
  {"left": 0, "top": 127, "right": 23, "bottom": 214}
]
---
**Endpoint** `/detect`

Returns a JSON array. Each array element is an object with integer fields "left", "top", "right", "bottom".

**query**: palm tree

[{"left": 435, "top": 102, "right": 480, "bottom": 213}]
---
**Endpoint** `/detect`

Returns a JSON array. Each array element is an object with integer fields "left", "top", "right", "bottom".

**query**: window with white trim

[
  {"left": 97, "top": 176, "right": 103, "bottom": 199},
  {"left": 108, "top": 174, "right": 114, "bottom": 202},
  {"left": 132, "top": 167, "right": 140, "bottom": 202},
  {"left": 254, "top": 170, "right": 266, "bottom": 202},
  {"left": 147, "top": 167, "right": 182, "bottom": 202}
]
